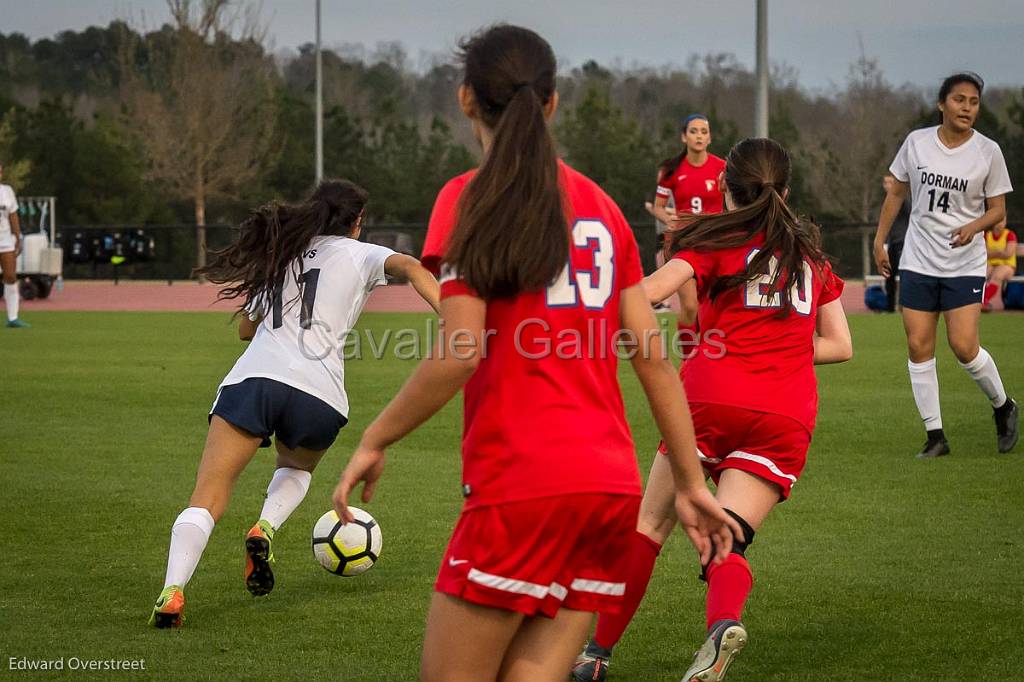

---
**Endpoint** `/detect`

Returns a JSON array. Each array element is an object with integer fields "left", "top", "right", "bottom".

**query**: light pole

[
  {"left": 754, "top": 0, "right": 769, "bottom": 138},
  {"left": 315, "top": 0, "right": 324, "bottom": 184}
]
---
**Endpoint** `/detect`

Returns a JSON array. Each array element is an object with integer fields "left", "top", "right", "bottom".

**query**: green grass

[{"left": 1, "top": 311, "right": 1022, "bottom": 680}]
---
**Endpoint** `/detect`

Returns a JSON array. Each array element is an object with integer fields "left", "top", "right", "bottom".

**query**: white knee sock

[
  {"left": 163, "top": 507, "right": 215, "bottom": 589},
  {"left": 259, "top": 467, "right": 312, "bottom": 530},
  {"left": 4, "top": 283, "right": 18, "bottom": 321},
  {"left": 908, "top": 358, "right": 942, "bottom": 430},
  {"left": 959, "top": 348, "right": 1008, "bottom": 408}
]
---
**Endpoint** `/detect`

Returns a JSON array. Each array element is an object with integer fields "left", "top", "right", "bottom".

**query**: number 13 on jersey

[{"left": 546, "top": 219, "right": 615, "bottom": 310}]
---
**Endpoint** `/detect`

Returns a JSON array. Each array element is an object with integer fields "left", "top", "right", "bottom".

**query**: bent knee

[
  {"left": 949, "top": 341, "right": 980, "bottom": 364},
  {"left": 636, "top": 512, "right": 675, "bottom": 544}
]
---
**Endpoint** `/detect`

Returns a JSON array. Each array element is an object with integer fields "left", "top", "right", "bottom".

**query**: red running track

[{"left": 20, "top": 280, "right": 872, "bottom": 314}]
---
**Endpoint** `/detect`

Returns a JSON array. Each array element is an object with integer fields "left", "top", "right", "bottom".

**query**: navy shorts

[
  {"left": 899, "top": 270, "right": 985, "bottom": 312},
  {"left": 210, "top": 378, "right": 347, "bottom": 451}
]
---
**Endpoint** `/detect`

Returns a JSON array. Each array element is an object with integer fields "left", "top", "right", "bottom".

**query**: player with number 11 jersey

[{"left": 148, "top": 180, "right": 440, "bottom": 629}]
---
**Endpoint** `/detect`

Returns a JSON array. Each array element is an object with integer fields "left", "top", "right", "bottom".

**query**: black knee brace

[{"left": 700, "top": 508, "right": 755, "bottom": 581}]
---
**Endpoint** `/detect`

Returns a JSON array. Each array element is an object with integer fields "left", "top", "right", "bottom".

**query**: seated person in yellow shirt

[{"left": 984, "top": 218, "right": 1017, "bottom": 310}]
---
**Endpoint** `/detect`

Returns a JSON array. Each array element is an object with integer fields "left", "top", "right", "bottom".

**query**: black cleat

[
  {"left": 916, "top": 437, "right": 951, "bottom": 459},
  {"left": 244, "top": 522, "right": 275, "bottom": 597},
  {"left": 572, "top": 640, "right": 612, "bottom": 682},
  {"left": 995, "top": 398, "right": 1019, "bottom": 453}
]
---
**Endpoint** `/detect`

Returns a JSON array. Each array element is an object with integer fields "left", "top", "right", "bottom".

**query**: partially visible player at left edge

[{"left": 0, "top": 160, "right": 29, "bottom": 328}]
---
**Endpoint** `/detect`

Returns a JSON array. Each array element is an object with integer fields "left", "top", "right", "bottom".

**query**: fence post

[{"left": 861, "top": 226, "right": 871, "bottom": 283}]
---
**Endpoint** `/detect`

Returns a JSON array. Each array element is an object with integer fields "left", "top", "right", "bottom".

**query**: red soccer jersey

[
  {"left": 422, "top": 170, "right": 475, "bottom": 275},
  {"left": 674, "top": 236, "right": 845, "bottom": 433},
  {"left": 656, "top": 154, "right": 726, "bottom": 216},
  {"left": 436, "top": 161, "right": 644, "bottom": 509}
]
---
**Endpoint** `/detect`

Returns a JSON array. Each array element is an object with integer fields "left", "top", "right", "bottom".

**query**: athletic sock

[
  {"left": 983, "top": 283, "right": 999, "bottom": 305},
  {"left": 593, "top": 530, "right": 662, "bottom": 651},
  {"left": 4, "top": 283, "right": 18, "bottom": 321},
  {"left": 259, "top": 467, "right": 312, "bottom": 530},
  {"left": 995, "top": 399, "right": 1015, "bottom": 419},
  {"left": 926, "top": 428, "right": 946, "bottom": 443},
  {"left": 705, "top": 553, "right": 753, "bottom": 629},
  {"left": 959, "top": 348, "right": 1008, "bottom": 408},
  {"left": 908, "top": 358, "right": 942, "bottom": 430},
  {"left": 163, "top": 507, "right": 215, "bottom": 588}
]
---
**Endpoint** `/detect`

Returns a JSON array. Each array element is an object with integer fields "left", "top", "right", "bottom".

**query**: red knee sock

[
  {"left": 984, "top": 283, "right": 999, "bottom": 305},
  {"left": 593, "top": 531, "right": 662, "bottom": 650},
  {"left": 705, "top": 553, "right": 753, "bottom": 629}
]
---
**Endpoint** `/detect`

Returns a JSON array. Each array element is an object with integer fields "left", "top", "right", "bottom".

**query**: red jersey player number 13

[{"left": 333, "top": 24, "right": 741, "bottom": 682}]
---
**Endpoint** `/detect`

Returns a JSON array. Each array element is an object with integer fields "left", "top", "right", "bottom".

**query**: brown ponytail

[
  {"left": 669, "top": 138, "right": 826, "bottom": 312},
  {"left": 443, "top": 24, "right": 567, "bottom": 300},
  {"left": 657, "top": 150, "right": 686, "bottom": 182},
  {"left": 196, "top": 179, "right": 368, "bottom": 316}
]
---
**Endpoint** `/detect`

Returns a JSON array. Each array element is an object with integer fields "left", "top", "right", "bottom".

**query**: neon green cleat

[
  {"left": 6, "top": 319, "right": 30, "bottom": 328},
  {"left": 244, "top": 520, "right": 275, "bottom": 597},
  {"left": 149, "top": 585, "right": 185, "bottom": 628}
]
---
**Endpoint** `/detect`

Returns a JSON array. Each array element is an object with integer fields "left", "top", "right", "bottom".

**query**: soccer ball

[{"left": 311, "top": 507, "right": 382, "bottom": 577}]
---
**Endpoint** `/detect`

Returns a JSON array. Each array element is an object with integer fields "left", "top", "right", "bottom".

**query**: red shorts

[
  {"left": 659, "top": 402, "right": 811, "bottom": 499},
  {"left": 435, "top": 493, "right": 640, "bottom": 618}
]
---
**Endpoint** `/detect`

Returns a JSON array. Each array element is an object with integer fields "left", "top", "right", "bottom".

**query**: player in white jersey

[
  {"left": 149, "top": 180, "right": 440, "bottom": 628},
  {"left": 874, "top": 72, "right": 1018, "bottom": 459},
  {"left": 0, "top": 161, "right": 29, "bottom": 328}
]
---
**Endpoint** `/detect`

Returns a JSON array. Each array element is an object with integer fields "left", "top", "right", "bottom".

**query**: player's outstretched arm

[
  {"left": 813, "top": 299, "right": 853, "bottom": 365},
  {"left": 641, "top": 259, "right": 694, "bottom": 306},
  {"left": 873, "top": 180, "right": 908, "bottom": 277},
  {"left": 333, "top": 294, "right": 485, "bottom": 521},
  {"left": 619, "top": 284, "right": 743, "bottom": 564},
  {"left": 385, "top": 254, "right": 441, "bottom": 314}
]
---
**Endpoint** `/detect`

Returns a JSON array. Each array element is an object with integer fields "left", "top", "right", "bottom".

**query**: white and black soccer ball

[{"left": 311, "top": 507, "right": 382, "bottom": 577}]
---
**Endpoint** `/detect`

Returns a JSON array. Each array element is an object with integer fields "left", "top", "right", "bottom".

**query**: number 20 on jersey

[{"left": 743, "top": 248, "right": 813, "bottom": 315}]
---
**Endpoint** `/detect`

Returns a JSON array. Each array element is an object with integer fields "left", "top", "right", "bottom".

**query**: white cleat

[{"left": 681, "top": 619, "right": 747, "bottom": 682}]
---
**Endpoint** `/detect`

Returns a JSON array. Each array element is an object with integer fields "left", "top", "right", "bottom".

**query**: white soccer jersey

[
  {"left": 0, "top": 184, "right": 19, "bottom": 237},
  {"left": 890, "top": 126, "right": 1013, "bottom": 278},
  {"left": 218, "top": 235, "right": 395, "bottom": 417}
]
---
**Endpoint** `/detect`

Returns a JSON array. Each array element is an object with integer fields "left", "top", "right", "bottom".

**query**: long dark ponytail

[
  {"left": 196, "top": 179, "right": 368, "bottom": 316},
  {"left": 669, "top": 138, "right": 826, "bottom": 311},
  {"left": 443, "top": 24, "right": 567, "bottom": 300}
]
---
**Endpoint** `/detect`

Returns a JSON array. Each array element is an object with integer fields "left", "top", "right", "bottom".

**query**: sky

[{"left": 3, "top": 0, "right": 1024, "bottom": 91}]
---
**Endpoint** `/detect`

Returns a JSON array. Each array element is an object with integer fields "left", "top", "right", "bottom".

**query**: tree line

[{"left": 2, "top": 1, "right": 1023, "bottom": 242}]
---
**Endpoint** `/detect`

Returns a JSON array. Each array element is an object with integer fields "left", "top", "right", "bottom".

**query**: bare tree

[
  {"left": 118, "top": 0, "right": 279, "bottom": 269},
  {"left": 804, "top": 56, "right": 918, "bottom": 223}
]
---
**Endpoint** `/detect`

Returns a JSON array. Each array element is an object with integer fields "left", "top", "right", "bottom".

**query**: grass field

[{"left": 2, "top": 311, "right": 1023, "bottom": 680}]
